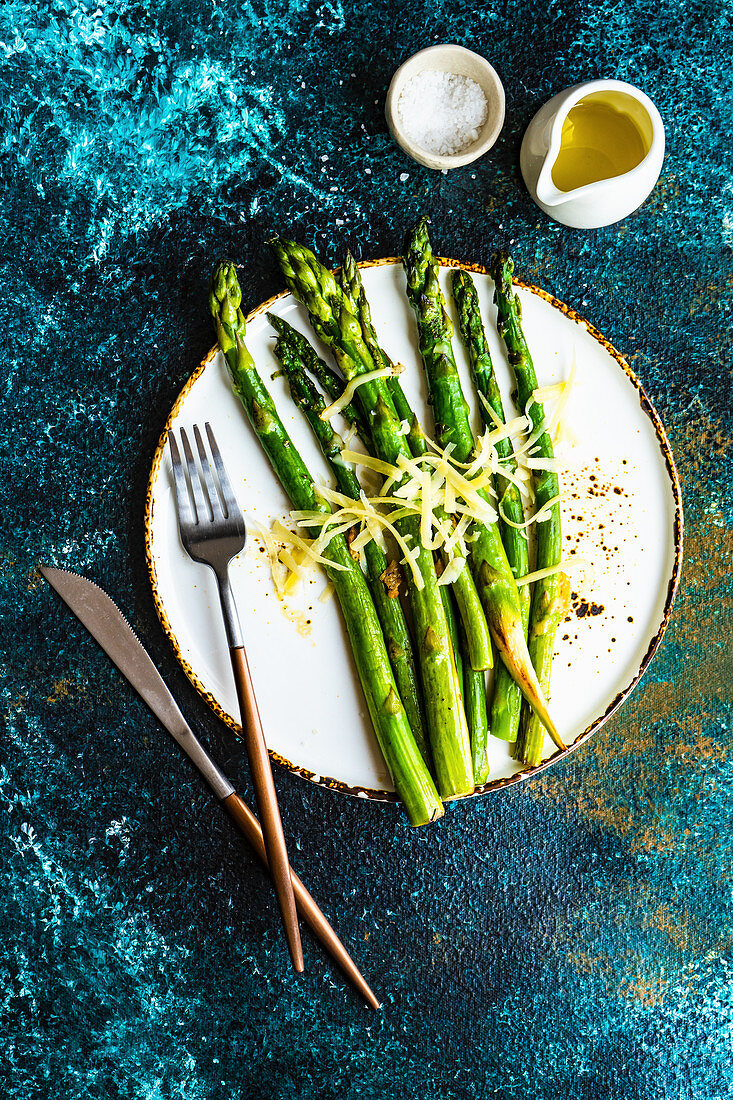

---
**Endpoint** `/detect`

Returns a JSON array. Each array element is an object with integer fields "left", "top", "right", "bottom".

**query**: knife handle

[
  {"left": 228, "top": 645, "right": 303, "bottom": 972},
  {"left": 221, "top": 792, "right": 380, "bottom": 1010}
]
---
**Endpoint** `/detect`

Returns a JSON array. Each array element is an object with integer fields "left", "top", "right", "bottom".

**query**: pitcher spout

[
  {"left": 532, "top": 98, "right": 577, "bottom": 209},
  {"left": 536, "top": 158, "right": 615, "bottom": 208},
  {"left": 535, "top": 161, "right": 574, "bottom": 209}
]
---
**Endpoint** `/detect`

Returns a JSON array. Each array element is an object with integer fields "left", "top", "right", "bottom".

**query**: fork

[{"left": 169, "top": 422, "right": 303, "bottom": 972}]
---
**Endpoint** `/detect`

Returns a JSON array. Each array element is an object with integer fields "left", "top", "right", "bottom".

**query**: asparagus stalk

[
  {"left": 378, "top": 364, "right": 425, "bottom": 459},
  {"left": 437, "top": 570, "right": 464, "bottom": 696},
  {"left": 394, "top": 387, "right": 491, "bottom": 777},
  {"left": 403, "top": 218, "right": 562, "bottom": 750},
  {"left": 436, "top": 582, "right": 468, "bottom": 776},
  {"left": 435, "top": 567, "right": 488, "bottom": 783},
  {"left": 210, "top": 263, "right": 442, "bottom": 825},
  {"left": 438, "top": 565, "right": 489, "bottom": 784},
  {"left": 268, "top": 314, "right": 431, "bottom": 770},
  {"left": 270, "top": 239, "right": 474, "bottom": 798},
  {"left": 368, "top": 393, "right": 474, "bottom": 798},
  {"left": 337, "top": 252, "right": 405, "bottom": 417},
  {"left": 451, "top": 269, "right": 529, "bottom": 743},
  {"left": 459, "top": 621, "right": 490, "bottom": 785},
  {"left": 338, "top": 251, "right": 493, "bottom": 675},
  {"left": 490, "top": 253, "right": 571, "bottom": 766},
  {"left": 267, "top": 313, "right": 371, "bottom": 444}
]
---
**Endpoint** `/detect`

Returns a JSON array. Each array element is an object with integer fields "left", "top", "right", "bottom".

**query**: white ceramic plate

[{"left": 145, "top": 259, "right": 682, "bottom": 801}]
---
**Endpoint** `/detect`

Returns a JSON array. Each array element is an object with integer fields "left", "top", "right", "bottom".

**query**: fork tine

[
  {"left": 180, "top": 427, "right": 210, "bottom": 524},
  {"left": 193, "top": 424, "right": 225, "bottom": 521},
  {"left": 169, "top": 431, "right": 197, "bottom": 527},
  {"left": 205, "top": 423, "right": 241, "bottom": 521}
]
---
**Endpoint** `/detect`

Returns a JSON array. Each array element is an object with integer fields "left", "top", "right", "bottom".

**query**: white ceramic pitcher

[{"left": 520, "top": 79, "right": 665, "bottom": 229}]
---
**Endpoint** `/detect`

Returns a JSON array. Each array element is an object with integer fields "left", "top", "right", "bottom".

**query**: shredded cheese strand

[
  {"left": 358, "top": 512, "right": 424, "bottom": 589},
  {"left": 547, "top": 353, "right": 577, "bottom": 445},
  {"left": 524, "top": 456, "right": 571, "bottom": 473},
  {"left": 251, "top": 521, "right": 289, "bottom": 598},
  {"left": 319, "top": 363, "right": 403, "bottom": 421},
  {"left": 299, "top": 490, "right": 425, "bottom": 588},
  {"left": 443, "top": 513, "right": 472, "bottom": 557},
  {"left": 339, "top": 450, "right": 397, "bottom": 477},
  {"left": 516, "top": 557, "right": 590, "bottom": 586},
  {"left": 319, "top": 582, "right": 334, "bottom": 602},
  {"left": 437, "top": 556, "right": 466, "bottom": 586},
  {"left": 279, "top": 548, "right": 306, "bottom": 595},
  {"left": 498, "top": 492, "right": 569, "bottom": 530}
]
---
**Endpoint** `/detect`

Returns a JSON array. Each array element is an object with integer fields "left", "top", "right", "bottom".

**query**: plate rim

[{"left": 145, "top": 256, "right": 684, "bottom": 803}]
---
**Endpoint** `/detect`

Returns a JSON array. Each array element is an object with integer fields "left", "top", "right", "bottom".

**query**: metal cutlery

[
  {"left": 168, "top": 423, "right": 303, "bottom": 971},
  {"left": 39, "top": 566, "right": 380, "bottom": 1009}
]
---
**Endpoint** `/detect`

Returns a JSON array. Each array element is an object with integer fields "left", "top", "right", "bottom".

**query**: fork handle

[
  {"left": 229, "top": 644, "right": 304, "bottom": 972},
  {"left": 221, "top": 792, "right": 380, "bottom": 1009}
]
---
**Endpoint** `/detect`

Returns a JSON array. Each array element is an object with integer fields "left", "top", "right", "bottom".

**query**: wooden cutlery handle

[
  {"left": 229, "top": 645, "right": 304, "bottom": 972},
  {"left": 221, "top": 791, "right": 380, "bottom": 1010}
]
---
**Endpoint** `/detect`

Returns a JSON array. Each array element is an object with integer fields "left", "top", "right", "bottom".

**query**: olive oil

[{"left": 551, "top": 96, "right": 649, "bottom": 192}]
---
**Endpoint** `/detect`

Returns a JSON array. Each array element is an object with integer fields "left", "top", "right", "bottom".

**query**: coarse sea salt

[{"left": 397, "top": 70, "right": 488, "bottom": 156}]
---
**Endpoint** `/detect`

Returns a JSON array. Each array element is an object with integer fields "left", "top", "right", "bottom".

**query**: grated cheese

[
  {"left": 320, "top": 363, "right": 403, "bottom": 421},
  {"left": 527, "top": 353, "right": 578, "bottom": 447},
  {"left": 340, "top": 450, "right": 397, "bottom": 477},
  {"left": 516, "top": 557, "right": 590, "bottom": 586},
  {"left": 523, "top": 456, "right": 570, "bottom": 473},
  {"left": 548, "top": 352, "right": 578, "bottom": 446},
  {"left": 251, "top": 520, "right": 288, "bottom": 598},
  {"left": 256, "top": 379, "right": 585, "bottom": 605},
  {"left": 437, "top": 556, "right": 466, "bottom": 586},
  {"left": 271, "top": 520, "right": 349, "bottom": 571},
  {"left": 498, "top": 491, "right": 569, "bottom": 530},
  {"left": 278, "top": 547, "right": 307, "bottom": 596}
]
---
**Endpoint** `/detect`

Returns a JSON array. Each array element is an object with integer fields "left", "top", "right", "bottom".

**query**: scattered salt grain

[{"left": 397, "top": 70, "right": 488, "bottom": 156}]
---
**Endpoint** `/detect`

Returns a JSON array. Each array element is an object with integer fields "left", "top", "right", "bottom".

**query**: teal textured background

[{"left": 2, "top": 1, "right": 732, "bottom": 1097}]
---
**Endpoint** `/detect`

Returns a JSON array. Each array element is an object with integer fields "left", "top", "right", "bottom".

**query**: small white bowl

[{"left": 385, "top": 45, "right": 505, "bottom": 170}]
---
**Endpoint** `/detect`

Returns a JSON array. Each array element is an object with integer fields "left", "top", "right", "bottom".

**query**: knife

[{"left": 39, "top": 565, "right": 380, "bottom": 1010}]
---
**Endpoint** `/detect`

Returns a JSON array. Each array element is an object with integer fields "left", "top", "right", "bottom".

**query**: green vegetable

[
  {"left": 403, "top": 218, "right": 562, "bottom": 750},
  {"left": 267, "top": 313, "right": 371, "bottom": 444},
  {"left": 338, "top": 251, "right": 493, "bottom": 675},
  {"left": 451, "top": 268, "right": 530, "bottom": 743},
  {"left": 490, "top": 252, "right": 571, "bottom": 767},
  {"left": 270, "top": 239, "right": 474, "bottom": 799},
  {"left": 460, "top": 625, "right": 489, "bottom": 785},
  {"left": 438, "top": 567, "right": 489, "bottom": 785},
  {"left": 269, "top": 313, "right": 431, "bottom": 771},
  {"left": 210, "top": 262, "right": 443, "bottom": 825},
  {"left": 438, "top": 574, "right": 464, "bottom": 697}
]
